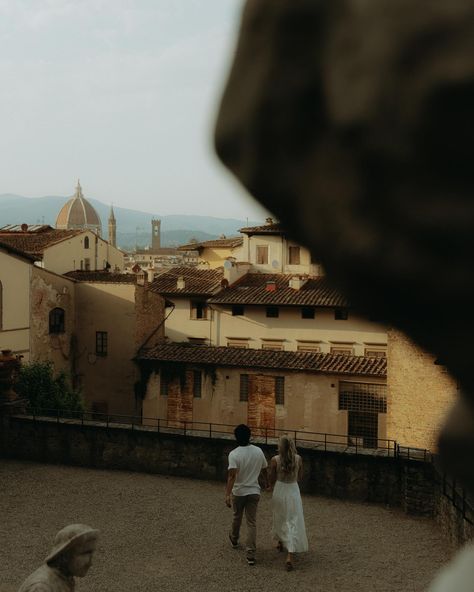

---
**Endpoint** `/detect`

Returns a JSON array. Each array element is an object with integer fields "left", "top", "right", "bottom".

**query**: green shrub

[{"left": 16, "top": 361, "right": 84, "bottom": 415}]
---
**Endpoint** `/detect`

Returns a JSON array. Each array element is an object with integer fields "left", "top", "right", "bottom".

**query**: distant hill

[{"left": 0, "top": 194, "right": 259, "bottom": 248}]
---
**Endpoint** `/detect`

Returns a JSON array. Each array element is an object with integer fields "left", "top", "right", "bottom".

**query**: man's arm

[{"left": 225, "top": 468, "right": 237, "bottom": 507}]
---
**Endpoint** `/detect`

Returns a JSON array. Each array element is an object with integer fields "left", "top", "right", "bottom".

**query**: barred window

[
  {"left": 193, "top": 370, "right": 202, "bottom": 398},
  {"left": 95, "top": 331, "right": 108, "bottom": 356},
  {"left": 297, "top": 342, "right": 321, "bottom": 353},
  {"left": 364, "top": 348, "right": 386, "bottom": 358},
  {"left": 227, "top": 338, "right": 249, "bottom": 349},
  {"left": 240, "top": 374, "right": 249, "bottom": 401},
  {"left": 275, "top": 376, "right": 285, "bottom": 405},
  {"left": 262, "top": 340, "right": 284, "bottom": 351},
  {"left": 339, "top": 381, "right": 387, "bottom": 414},
  {"left": 49, "top": 307, "right": 65, "bottom": 334}
]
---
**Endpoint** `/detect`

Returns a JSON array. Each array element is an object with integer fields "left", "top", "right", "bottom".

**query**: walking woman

[{"left": 269, "top": 435, "right": 308, "bottom": 571}]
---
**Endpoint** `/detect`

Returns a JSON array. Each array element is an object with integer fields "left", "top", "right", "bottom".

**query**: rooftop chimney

[
  {"left": 265, "top": 280, "right": 277, "bottom": 292},
  {"left": 265, "top": 217, "right": 274, "bottom": 225},
  {"left": 289, "top": 276, "right": 307, "bottom": 290},
  {"left": 177, "top": 276, "right": 185, "bottom": 290}
]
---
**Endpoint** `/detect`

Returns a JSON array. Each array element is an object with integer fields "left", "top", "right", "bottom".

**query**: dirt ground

[{"left": 0, "top": 460, "right": 451, "bottom": 592}]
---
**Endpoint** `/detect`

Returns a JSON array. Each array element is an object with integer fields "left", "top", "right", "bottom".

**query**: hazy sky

[{"left": 0, "top": 0, "right": 269, "bottom": 220}]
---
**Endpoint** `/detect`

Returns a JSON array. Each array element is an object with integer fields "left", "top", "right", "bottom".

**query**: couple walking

[{"left": 225, "top": 424, "right": 308, "bottom": 570}]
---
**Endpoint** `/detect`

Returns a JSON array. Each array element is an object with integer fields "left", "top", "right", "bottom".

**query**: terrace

[{"left": 1, "top": 459, "right": 449, "bottom": 592}]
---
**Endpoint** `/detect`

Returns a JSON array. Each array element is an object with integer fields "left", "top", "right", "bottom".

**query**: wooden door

[
  {"left": 248, "top": 375, "right": 276, "bottom": 437},
  {"left": 167, "top": 370, "right": 193, "bottom": 429}
]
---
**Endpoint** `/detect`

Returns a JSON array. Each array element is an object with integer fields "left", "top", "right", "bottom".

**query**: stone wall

[
  {"left": 1, "top": 414, "right": 470, "bottom": 545},
  {"left": 387, "top": 329, "right": 458, "bottom": 451}
]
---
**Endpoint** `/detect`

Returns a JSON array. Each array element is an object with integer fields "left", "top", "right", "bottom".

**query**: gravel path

[{"left": 0, "top": 460, "right": 450, "bottom": 592}]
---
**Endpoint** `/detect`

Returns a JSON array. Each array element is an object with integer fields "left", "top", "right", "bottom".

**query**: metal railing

[{"left": 20, "top": 407, "right": 430, "bottom": 460}]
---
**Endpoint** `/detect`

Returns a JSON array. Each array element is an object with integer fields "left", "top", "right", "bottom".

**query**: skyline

[{"left": 0, "top": 1, "right": 270, "bottom": 220}]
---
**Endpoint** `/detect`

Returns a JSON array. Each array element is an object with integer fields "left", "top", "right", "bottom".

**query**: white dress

[{"left": 271, "top": 454, "right": 308, "bottom": 553}]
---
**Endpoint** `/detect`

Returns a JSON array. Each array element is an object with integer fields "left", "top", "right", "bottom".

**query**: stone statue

[{"left": 18, "top": 524, "right": 99, "bottom": 592}]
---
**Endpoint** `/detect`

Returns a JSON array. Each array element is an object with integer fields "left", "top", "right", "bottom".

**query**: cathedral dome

[{"left": 56, "top": 181, "right": 102, "bottom": 234}]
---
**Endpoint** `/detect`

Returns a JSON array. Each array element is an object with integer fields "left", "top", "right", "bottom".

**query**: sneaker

[
  {"left": 246, "top": 557, "right": 256, "bottom": 566},
  {"left": 229, "top": 534, "right": 238, "bottom": 549}
]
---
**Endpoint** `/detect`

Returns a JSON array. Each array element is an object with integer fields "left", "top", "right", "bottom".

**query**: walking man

[{"left": 225, "top": 424, "right": 268, "bottom": 565}]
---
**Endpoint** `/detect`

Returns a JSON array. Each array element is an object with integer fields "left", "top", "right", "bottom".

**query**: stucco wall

[
  {"left": 387, "top": 329, "right": 458, "bottom": 451},
  {"left": 165, "top": 297, "right": 213, "bottom": 343},
  {"left": 30, "top": 267, "right": 76, "bottom": 375},
  {"left": 142, "top": 366, "right": 387, "bottom": 440},
  {"left": 214, "top": 304, "right": 387, "bottom": 353},
  {"left": 0, "top": 251, "right": 31, "bottom": 358},
  {"left": 42, "top": 232, "right": 124, "bottom": 275},
  {"left": 74, "top": 282, "right": 138, "bottom": 416}
]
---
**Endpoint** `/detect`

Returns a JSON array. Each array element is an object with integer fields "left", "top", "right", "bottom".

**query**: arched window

[
  {"left": 84, "top": 236, "right": 90, "bottom": 249},
  {"left": 49, "top": 307, "right": 65, "bottom": 334},
  {"left": 0, "top": 281, "right": 3, "bottom": 330}
]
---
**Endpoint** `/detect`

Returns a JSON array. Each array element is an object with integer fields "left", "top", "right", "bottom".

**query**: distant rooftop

[
  {"left": 239, "top": 218, "right": 284, "bottom": 235},
  {"left": 209, "top": 273, "right": 348, "bottom": 307},
  {"left": 147, "top": 266, "right": 224, "bottom": 296},
  {"left": 177, "top": 237, "right": 243, "bottom": 251},
  {"left": 0, "top": 225, "right": 83, "bottom": 258}
]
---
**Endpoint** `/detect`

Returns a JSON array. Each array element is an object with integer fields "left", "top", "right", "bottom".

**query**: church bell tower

[{"left": 108, "top": 205, "right": 116, "bottom": 247}]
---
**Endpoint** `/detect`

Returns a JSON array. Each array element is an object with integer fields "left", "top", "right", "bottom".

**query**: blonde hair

[{"left": 278, "top": 435, "right": 297, "bottom": 474}]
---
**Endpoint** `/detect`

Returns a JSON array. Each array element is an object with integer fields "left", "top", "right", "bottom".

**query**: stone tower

[
  {"left": 151, "top": 218, "right": 161, "bottom": 252},
  {"left": 108, "top": 205, "right": 116, "bottom": 247}
]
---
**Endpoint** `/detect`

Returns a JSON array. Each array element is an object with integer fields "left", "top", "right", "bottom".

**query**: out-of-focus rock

[{"left": 215, "top": 0, "right": 474, "bottom": 395}]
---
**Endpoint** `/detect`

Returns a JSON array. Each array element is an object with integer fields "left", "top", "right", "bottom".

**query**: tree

[{"left": 16, "top": 361, "right": 84, "bottom": 415}]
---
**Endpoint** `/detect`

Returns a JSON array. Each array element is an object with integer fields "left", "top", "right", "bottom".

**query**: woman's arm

[
  {"left": 297, "top": 455, "right": 303, "bottom": 482},
  {"left": 268, "top": 457, "right": 278, "bottom": 489}
]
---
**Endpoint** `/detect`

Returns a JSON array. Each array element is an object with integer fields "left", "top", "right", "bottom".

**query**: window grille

[
  {"left": 227, "top": 339, "right": 249, "bottom": 349},
  {"left": 262, "top": 341, "right": 283, "bottom": 351},
  {"left": 240, "top": 374, "right": 249, "bottom": 401},
  {"left": 339, "top": 381, "right": 387, "bottom": 413},
  {"left": 331, "top": 347, "right": 353, "bottom": 356},
  {"left": 193, "top": 370, "right": 202, "bottom": 398},
  {"left": 275, "top": 376, "right": 285, "bottom": 405},
  {"left": 95, "top": 331, "right": 108, "bottom": 356},
  {"left": 297, "top": 343, "right": 321, "bottom": 353},
  {"left": 49, "top": 307, "right": 65, "bottom": 334}
]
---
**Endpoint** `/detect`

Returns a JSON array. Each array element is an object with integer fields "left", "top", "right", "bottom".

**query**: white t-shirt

[{"left": 228, "top": 444, "right": 268, "bottom": 496}]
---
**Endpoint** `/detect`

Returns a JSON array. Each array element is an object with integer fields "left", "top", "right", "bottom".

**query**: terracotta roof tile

[
  {"left": 64, "top": 271, "right": 136, "bottom": 283},
  {"left": 0, "top": 240, "right": 40, "bottom": 263},
  {"left": 177, "top": 237, "right": 243, "bottom": 251},
  {"left": 0, "top": 227, "right": 84, "bottom": 258},
  {"left": 148, "top": 266, "right": 224, "bottom": 296},
  {"left": 209, "top": 273, "right": 348, "bottom": 307},
  {"left": 138, "top": 343, "right": 386, "bottom": 377},
  {"left": 239, "top": 223, "right": 284, "bottom": 234}
]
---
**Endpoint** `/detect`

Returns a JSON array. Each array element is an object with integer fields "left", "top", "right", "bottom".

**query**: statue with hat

[{"left": 18, "top": 524, "right": 99, "bottom": 592}]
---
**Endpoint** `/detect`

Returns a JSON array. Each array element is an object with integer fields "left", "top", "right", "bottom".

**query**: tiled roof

[
  {"left": 64, "top": 271, "right": 136, "bottom": 283},
  {"left": 208, "top": 274, "right": 348, "bottom": 307},
  {"left": 239, "top": 223, "right": 284, "bottom": 235},
  {"left": 0, "top": 240, "right": 40, "bottom": 263},
  {"left": 138, "top": 343, "right": 386, "bottom": 377},
  {"left": 147, "top": 266, "right": 224, "bottom": 296},
  {"left": 177, "top": 237, "right": 243, "bottom": 251},
  {"left": 0, "top": 227, "right": 84, "bottom": 257}
]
